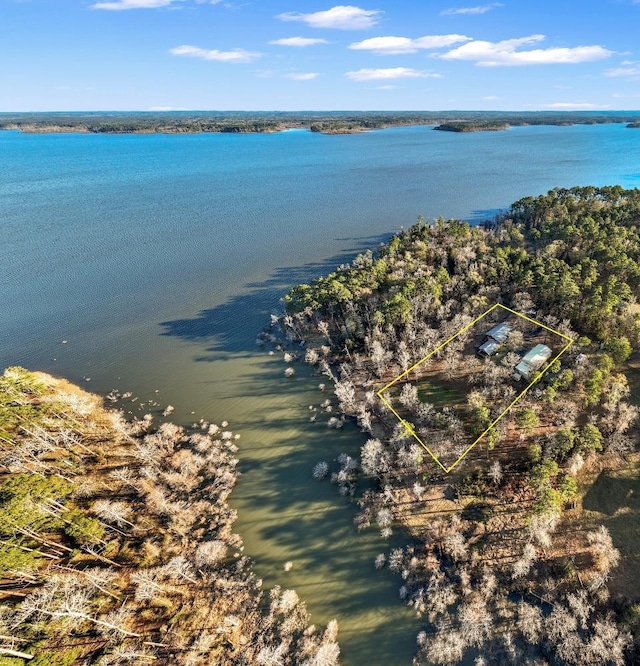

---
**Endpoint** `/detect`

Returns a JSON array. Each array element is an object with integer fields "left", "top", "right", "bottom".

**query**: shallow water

[{"left": 1, "top": 123, "right": 639, "bottom": 664}]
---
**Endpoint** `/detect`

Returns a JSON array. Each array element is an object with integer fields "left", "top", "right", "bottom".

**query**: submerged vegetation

[
  {"left": 0, "top": 368, "right": 339, "bottom": 665},
  {"left": 277, "top": 185, "right": 640, "bottom": 664},
  {"left": 1, "top": 111, "right": 640, "bottom": 135}
]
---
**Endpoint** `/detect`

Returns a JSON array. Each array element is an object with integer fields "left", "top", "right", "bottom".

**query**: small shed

[
  {"left": 478, "top": 340, "right": 500, "bottom": 357},
  {"left": 514, "top": 344, "right": 552, "bottom": 380},
  {"left": 486, "top": 322, "right": 512, "bottom": 344}
]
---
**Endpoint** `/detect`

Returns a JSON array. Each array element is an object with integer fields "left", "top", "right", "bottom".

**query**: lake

[{"left": 1, "top": 123, "right": 639, "bottom": 664}]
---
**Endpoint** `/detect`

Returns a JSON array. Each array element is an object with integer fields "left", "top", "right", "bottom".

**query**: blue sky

[{"left": 2, "top": 0, "right": 640, "bottom": 111}]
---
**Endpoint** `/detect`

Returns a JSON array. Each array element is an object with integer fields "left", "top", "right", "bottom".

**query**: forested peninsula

[
  {"left": 0, "top": 369, "right": 339, "bottom": 665},
  {"left": 276, "top": 185, "right": 640, "bottom": 665},
  {"left": 2, "top": 111, "right": 640, "bottom": 135}
]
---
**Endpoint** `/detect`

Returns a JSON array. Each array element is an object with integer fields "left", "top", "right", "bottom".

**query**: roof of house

[
  {"left": 515, "top": 344, "right": 552, "bottom": 378},
  {"left": 486, "top": 322, "right": 512, "bottom": 343},
  {"left": 478, "top": 340, "right": 500, "bottom": 356},
  {"left": 521, "top": 343, "right": 552, "bottom": 366}
]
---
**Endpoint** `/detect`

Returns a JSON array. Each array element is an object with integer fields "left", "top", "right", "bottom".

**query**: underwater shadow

[{"left": 159, "top": 234, "right": 390, "bottom": 359}]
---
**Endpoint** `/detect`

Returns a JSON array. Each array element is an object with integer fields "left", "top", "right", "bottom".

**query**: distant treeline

[{"left": 2, "top": 110, "right": 640, "bottom": 134}]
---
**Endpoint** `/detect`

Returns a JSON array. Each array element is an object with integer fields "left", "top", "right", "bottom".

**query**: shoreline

[{"left": 2, "top": 110, "right": 640, "bottom": 136}]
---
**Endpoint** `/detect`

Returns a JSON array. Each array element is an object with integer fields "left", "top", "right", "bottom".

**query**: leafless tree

[
  {"left": 193, "top": 539, "right": 227, "bottom": 569},
  {"left": 15, "top": 575, "right": 140, "bottom": 637},
  {"left": 516, "top": 601, "right": 542, "bottom": 643},
  {"left": 587, "top": 525, "right": 620, "bottom": 581},
  {"left": 361, "top": 439, "right": 387, "bottom": 476},
  {"left": 399, "top": 383, "right": 419, "bottom": 411},
  {"left": 92, "top": 500, "right": 134, "bottom": 528},
  {"left": 488, "top": 460, "right": 503, "bottom": 486}
]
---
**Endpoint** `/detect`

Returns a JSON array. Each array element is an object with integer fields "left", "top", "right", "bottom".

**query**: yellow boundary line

[{"left": 376, "top": 303, "right": 575, "bottom": 473}]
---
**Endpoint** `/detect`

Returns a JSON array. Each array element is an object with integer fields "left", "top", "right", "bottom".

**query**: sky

[{"left": 2, "top": 0, "right": 640, "bottom": 111}]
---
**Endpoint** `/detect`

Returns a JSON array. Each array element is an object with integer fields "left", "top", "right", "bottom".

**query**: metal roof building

[
  {"left": 486, "top": 322, "right": 512, "bottom": 344},
  {"left": 478, "top": 340, "right": 500, "bottom": 357},
  {"left": 514, "top": 344, "right": 552, "bottom": 380}
]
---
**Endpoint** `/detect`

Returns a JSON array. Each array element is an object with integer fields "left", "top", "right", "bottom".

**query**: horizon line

[{"left": 2, "top": 108, "right": 640, "bottom": 114}]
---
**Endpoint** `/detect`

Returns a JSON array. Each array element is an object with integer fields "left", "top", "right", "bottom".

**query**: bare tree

[
  {"left": 488, "top": 460, "right": 502, "bottom": 486},
  {"left": 516, "top": 601, "right": 542, "bottom": 643},
  {"left": 15, "top": 575, "right": 140, "bottom": 637}
]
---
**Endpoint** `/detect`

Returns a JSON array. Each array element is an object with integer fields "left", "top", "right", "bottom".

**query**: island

[
  {"left": 276, "top": 185, "right": 640, "bottom": 665},
  {"left": 433, "top": 122, "right": 511, "bottom": 132}
]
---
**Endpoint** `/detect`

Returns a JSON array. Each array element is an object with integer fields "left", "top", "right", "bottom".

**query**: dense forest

[
  {"left": 0, "top": 368, "right": 339, "bottom": 665},
  {"left": 2, "top": 111, "right": 640, "bottom": 135},
  {"left": 278, "top": 186, "right": 640, "bottom": 664}
]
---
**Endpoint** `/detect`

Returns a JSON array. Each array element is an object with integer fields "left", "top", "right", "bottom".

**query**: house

[
  {"left": 514, "top": 344, "right": 552, "bottom": 380},
  {"left": 477, "top": 339, "right": 500, "bottom": 357},
  {"left": 485, "top": 322, "right": 512, "bottom": 344}
]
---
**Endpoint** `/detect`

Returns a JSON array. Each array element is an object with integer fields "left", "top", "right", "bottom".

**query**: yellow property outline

[{"left": 376, "top": 303, "right": 574, "bottom": 473}]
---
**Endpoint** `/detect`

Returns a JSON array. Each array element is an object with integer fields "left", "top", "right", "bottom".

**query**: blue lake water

[{"left": 1, "top": 123, "right": 639, "bottom": 665}]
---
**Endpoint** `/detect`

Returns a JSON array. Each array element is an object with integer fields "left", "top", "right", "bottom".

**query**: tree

[
  {"left": 534, "top": 487, "right": 563, "bottom": 516},
  {"left": 558, "top": 474, "right": 578, "bottom": 502},
  {"left": 577, "top": 424, "right": 603, "bottom": 454},
  {"left": 16, "top": 574, "right": 140, "bottom": 637},
  {"left": 551, "top": 427, "right": 575, "bottom": 460},
  {"left": 527, "top": 443, "right": 542, "bottom": 463},
  {"left": 361, "top": 439, "right": 387, "bottom": 476},
  {"left": 488, "top": 461, "right": 502, "bottom": 486},
  {"left": 605, "top": 336, "right": 632, "bottom": 364},
  {"left": 516, "top": 601, "right": 542, "bottom": 643},
  {"left": 515, "top": 408, "right": 539, "bottom": 433},
  {"left": 585, "top": 369, "right": 606, "bottom": 407},
  {"left": 399, "top": 383, "right": 419, "bottom": 410},
  {"left": 530, "top": 459, "right": 559, "bottom": 490},
  {"left": 587, "top": 525, "right": 620, "bottom": 575},
  {"left": 512, "top": 543, "right": 536, "bottom": 579}
]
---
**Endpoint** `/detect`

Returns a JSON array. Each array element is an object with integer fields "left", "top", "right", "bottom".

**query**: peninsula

[
  {"left": 278, "top": 185, "right": 640, "bottom": 665},
  {"left": 0, "top": 368, "right": 339, "bottom": 665}
]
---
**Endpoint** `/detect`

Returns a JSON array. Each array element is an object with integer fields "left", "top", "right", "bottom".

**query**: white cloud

[
  {"left": 482, "top": 95, "right": 500, "bottom": 100},
  {"left": 277, "top": 5, "right": 382, "bottom": 30},
  {"left": 437, "top": 35, "right": 612, "bottom": 66},
  {"left": 605, "top": 65, "right": 640, "bottom": 77},
  {"left": 149, "top": 106, "right": 190, "bottom": 110},
  {"left": 285, "top": 72, "right": 320, "bottom": 80},
  {"left": 345, "top": 67, "right": 442, "bottom": 81},
  {"left": 269, "top": 37, "right": 329, "bottom": 47},
  {"left": 612, "top": 92, "right": 640, "bottom": 99},
  {"left": 349, "top": 34, "right": 471, "bottom": 55},
  {"left": 170, "top": 45, "right": 260, "bottom": 63},
  {"left": 377, "top": 85, "right": 398, "bottom": 89},
  {"left": 543, "top": 102, "right": 608, "bottom": 109},
  {"left": 441, "top": 2, "right": 503, "bottom": 15}
]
